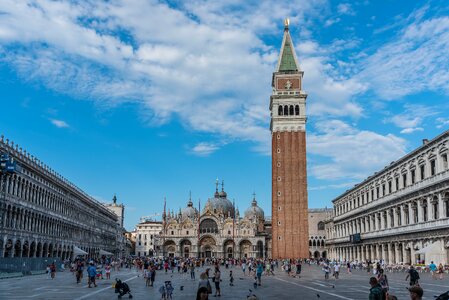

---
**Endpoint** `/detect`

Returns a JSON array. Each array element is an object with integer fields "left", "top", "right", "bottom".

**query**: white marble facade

[
  {"left": 160, "top": 184, "right": 267, "bottom": 259},
  {"left": 325, "top": 131, "right": 449, "bottom": 265}
]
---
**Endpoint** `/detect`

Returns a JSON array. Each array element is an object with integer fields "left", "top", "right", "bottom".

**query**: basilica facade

[{"left": 160, "top": 183, "right": 268, "bottom": 259}]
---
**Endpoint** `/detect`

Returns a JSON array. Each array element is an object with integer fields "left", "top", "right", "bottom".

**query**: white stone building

[
  {"left": 325, "top": 131, "right": 449, "bottom": 265},
  {"left": 308, "top": 208, "right": 332, "bottom": 259},
  {"left": 134, "top": 220, "right": 163, "bottom": 257},
  {"left": 0, "top": 135, "right": 119, "bottom": 259}
]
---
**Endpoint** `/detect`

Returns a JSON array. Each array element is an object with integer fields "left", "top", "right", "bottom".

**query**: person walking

[
  {"left": 405, "top": 266, "right": 420, "bottom": 286},
  {"left": 368, "top": 277, "right": 384, "bottom": 300},
  {"left": 256, "top": 261, "right": 263, "bottom": 286},
  {"left": 429, "top": 261, "right": 437, "bottom": 280},
  {"left": 213, "top": 266, "right": 221, "bottom": 297},
  {"left": 377, "top": 269, "right": 389, "bottom": 299},
  {"left": 87, "top": 262, "right": 97, "bottom": 288},
  {"left": 76, "top": 261, "right": 84, "bottom": 284},
  {"left": 334, "top": 263, "right": 340, "bottom": 279},
  {"left": 242, "top": 261, "right": 247, "bottom": 276},
  {"left": 198, "top": 272, "right": 212, "bottom": 295},
  {"left": 190, "top": 263, "right": 196, "bottom": 280},
  {"left": 105, "top": 264, "right": 111, "bottom": 280},
  {"left": 229, "top": 270, "right": 234, "bottom": 286},
  {"left": 50, "top": 263, "right": 56, "bottom": 279},
  {"left": 323, "top": 263, "right": 330, "bottom": 280},
  {"left": 437, "top": 263, "right": 444, "bottom": 280}
]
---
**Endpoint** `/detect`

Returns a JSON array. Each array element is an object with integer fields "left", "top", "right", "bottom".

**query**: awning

[
  {"left": 99, "top": 249, "right": 113, "bottom": 256},
  {"left": 415, "top": 241, "right": 442, "bottom": 254},
  {"left": 73, "top": 246, "right": 88, "bottom": 256}
]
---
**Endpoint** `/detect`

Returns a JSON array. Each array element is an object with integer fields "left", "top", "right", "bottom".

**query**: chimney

[{"left": 422, "top": 139, "right": 429, "bottom": 145}]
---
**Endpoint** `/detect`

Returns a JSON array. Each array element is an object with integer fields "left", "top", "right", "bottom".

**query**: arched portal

[
  {"left": 239, "top": 240, "right": 252, "bottom": 259},
  {"left": 199, "top": 236, "right": 217, "bottom": 258},
  {"left": 14, "top": 240, "right": 21, "bottom": 257},
  {"left": 223, "top": 240, "right": 235, "bottom": 259},
  {"left": 30, "top": 241, "right": 36, "bottom": 257},
  {"left": 164, "top": 240, "right": 176, "bottom": 258},
  {"left": 257, "top": 241, "right": 264, "bottom": 258},
  {"left": 313, "top": 250, "right": 320, "bottom": 259},
  {"left": 180, "top": 240, "right": 192, "bottom": 258}
]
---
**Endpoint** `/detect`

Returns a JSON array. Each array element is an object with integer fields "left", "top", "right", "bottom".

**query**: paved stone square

[{"left": 0, "top": 264, "right": 448, "bottom": 299}]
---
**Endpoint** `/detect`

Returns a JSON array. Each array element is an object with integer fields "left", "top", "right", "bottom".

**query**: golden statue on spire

[{"left": 284, "top": 18, "right": 290, "bottom": 28}]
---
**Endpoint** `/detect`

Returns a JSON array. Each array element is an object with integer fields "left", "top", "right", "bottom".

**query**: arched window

[
  {"left": 278, "top": 106, "right": 283, "bottom": 116},
  {"left": 312, "top": 240, "right": 316, "bottom": 247},
  {"left": 284, "top": 105, "right": 288, "bottom": 116},
  {"left": 317, "top": 221, "right": 325, "bottom": 230},
  {"left": 309, "top": 240, "right": 312, "bottom": 246},
  {"left": 289, "top": 105, "right": 294, "bottom": 115},
  {"left": 295, "top": 105, "right": 299, "bottom": 115},
  {"left": 200, "top": 219, "right": 218, "bottom": 234}
]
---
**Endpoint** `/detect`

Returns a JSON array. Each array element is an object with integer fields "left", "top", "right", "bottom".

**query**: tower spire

[{"left": 276, "top": 18, "right": 299, "bottom": 72}]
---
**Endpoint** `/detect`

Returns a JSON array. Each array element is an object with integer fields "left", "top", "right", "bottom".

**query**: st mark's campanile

[{"left": 270, "top": 19, "right": 309, "bottom": 259}]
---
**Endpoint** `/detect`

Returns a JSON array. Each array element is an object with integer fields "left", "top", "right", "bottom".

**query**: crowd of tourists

[{"left": 45, "top": 255, "right": 448, "bottom": 299}]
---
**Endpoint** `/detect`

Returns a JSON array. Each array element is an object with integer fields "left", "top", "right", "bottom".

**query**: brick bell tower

[{"left": 270, "top": 19, "right": 309, "bottom": 259}]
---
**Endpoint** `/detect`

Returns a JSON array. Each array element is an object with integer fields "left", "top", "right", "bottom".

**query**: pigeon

[
  {"left": 332, "top": 285, "right": 335, "bottom": 288},
  {"left": 239, "top": 278, "right": 245, "bottom": 280},
  {"left": 317, "top": 294, "right": 320, "bottom": 298},
  {"left": 180, "top": 286, "right": 184, "bottom": 291}
]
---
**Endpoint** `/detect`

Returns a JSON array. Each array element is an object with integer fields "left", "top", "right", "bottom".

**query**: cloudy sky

[{"left": 1, "top": 0, "right": 449, "bottom": 230}]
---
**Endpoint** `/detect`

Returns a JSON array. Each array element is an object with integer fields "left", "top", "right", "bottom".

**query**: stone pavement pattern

[{"left": 0, "top": 265, "right": 448, "bottom": 299}]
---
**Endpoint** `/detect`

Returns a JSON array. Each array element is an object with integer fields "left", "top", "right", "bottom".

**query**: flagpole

[
  {"left": 198, "top": 198, "right": 201, "bottom": 258},
  {"left": 233, "top": 198, "right": 235, "bottom": 259}
]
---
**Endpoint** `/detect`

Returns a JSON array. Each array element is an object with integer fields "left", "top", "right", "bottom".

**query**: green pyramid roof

[{"left": 278, "top": 34, "right": 298, "bottom": 71}]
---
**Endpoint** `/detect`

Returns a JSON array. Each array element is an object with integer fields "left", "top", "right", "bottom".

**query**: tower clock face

[{"left": 276, "top": 78, "right": 300, "bottom": 90}]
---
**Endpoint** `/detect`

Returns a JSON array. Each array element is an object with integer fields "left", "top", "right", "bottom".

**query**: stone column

[
  {"left": 386, "top": 244, "right": 391, "bottom": 264},
  {"left": 417, "top": 200, "right": 423, "bottom": 223},
  {"left": 408, "top": 202, "right": 414, "bottom": 224},
  {"left": 361, "top": 245, "right": 364, "bottom": 261},
  {"left": 387, "top": 210, "right": 392, "bottom": 229},
  {"left": 400, "top": 205, "right": 406, "bottom": 226},
  {"left": 438, "top": 192, "right": 445, "bottom": 219},
  {"left": 393, "top": 207, "right": 398, "bottom": 227},
  {"left": 401, "top": 243, "right": 406, "bottom": 264},
  {"left": 410, "top": 245, "right": 416, "bottom": 265},
  {"left": 395, "top": 243, "right": 400, "bottom": 264}
]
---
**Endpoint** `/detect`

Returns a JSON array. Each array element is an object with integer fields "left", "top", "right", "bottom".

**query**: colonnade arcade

[
  {"left": 0, "top": 138, "right": 121, "bottom": 259},
  {"left": 328, "top": 236, "right": 449, "bottom": 265},
  {"left": 163, "top": 237, "right": 265, "bottom": 259}
]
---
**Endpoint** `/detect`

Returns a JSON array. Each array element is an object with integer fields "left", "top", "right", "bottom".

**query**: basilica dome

[
  {"left": 244, "top": 197, "right": 264, "bottom": 220},
  {"left": 204, "top": 182, "right": 234, "bottom": 218},
  {"left": 181, "top": 199, "right": 198, "bottom": 220}
]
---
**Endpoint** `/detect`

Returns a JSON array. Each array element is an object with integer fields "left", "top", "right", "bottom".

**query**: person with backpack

[
  {"left": 377, "top": 269, "right": 389, "bottom": 298},
  {"left": 405, "top": 265, "right": 420, "bottom": 286},
  {"left": 369, "top": 277, "right": 385, "bottom": 300}
]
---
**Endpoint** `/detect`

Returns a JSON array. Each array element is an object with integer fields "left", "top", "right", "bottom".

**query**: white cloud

[
  {"left": 357, "top": 9, "right": 449, "bottom": 99},
  {"left": 384, "top": 104, "right": 437, "bottom": 134},
  {"left": 337, "top": 3, "right": 355, "bottom": 16},
  {"left": 400, "top": 127, "right": 424, "bottom": 134},
  {"left": 436, "top": 117, "right": 449, "bottom": 129},
  {"left": 308, "top": 121, "right": 407, "bottom": 180},
  {"left": 308, "top": 182, "right": 359, "bottom": 191},
  {"left": 190, "top": 142, "right": 220, "bottom": 156},
  {"left": 0, "top": 0, "right": 367, "bottom": 156},
  {"left": 50, "top": 119, "right": 69, "bottom": 128}
]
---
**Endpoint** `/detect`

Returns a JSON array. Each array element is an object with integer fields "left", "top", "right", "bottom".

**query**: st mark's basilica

[{"left": 160, "top": 181, "right": 269, "bottom": 259}]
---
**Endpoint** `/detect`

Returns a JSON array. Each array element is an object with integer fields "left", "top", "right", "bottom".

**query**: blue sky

[{"left": 1, "top": 0, "right": 449, "bottom": 231}]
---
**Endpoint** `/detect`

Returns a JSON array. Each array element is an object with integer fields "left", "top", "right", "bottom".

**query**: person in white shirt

[{"left": 334, "top": 263, "right": 340, "bottom": 279}]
